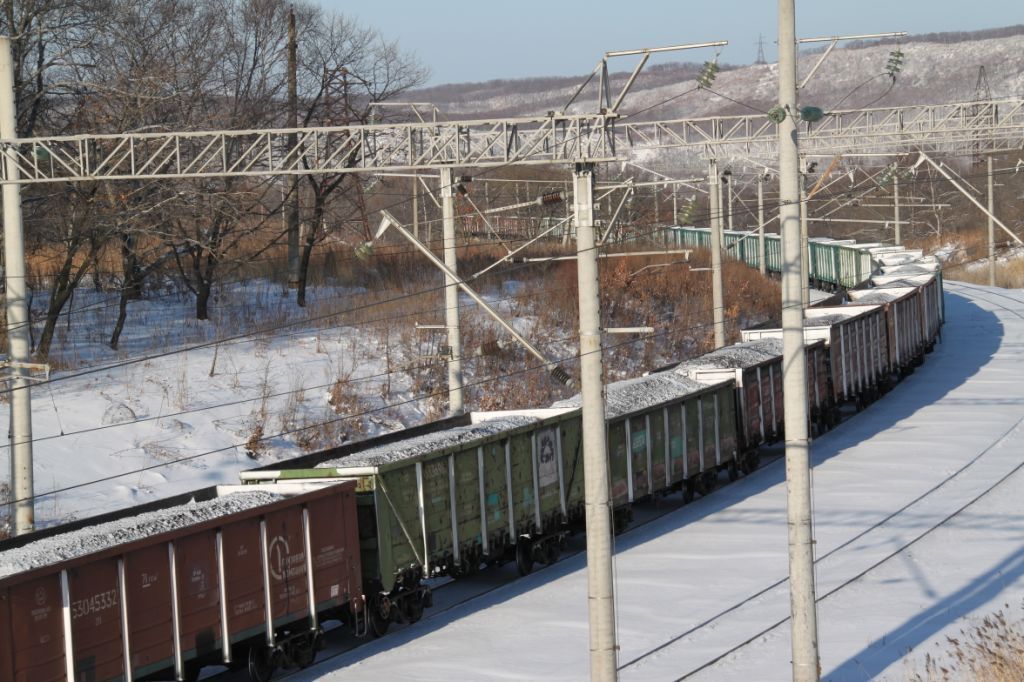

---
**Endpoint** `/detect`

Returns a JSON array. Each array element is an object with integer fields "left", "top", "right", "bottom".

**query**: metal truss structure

[{"left": 1, "top": 99, "right": 1022, "bottom": 184}]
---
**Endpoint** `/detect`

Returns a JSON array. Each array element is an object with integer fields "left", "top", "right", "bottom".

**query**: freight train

[{"left": 0, "top": 229, "right": 943, "bottom": 682}]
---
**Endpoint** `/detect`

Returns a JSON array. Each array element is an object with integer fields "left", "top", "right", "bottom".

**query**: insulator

[
  {"left": 886, "top": 50, "right": 904, "bottom": 79},
  {"left": 767, "top": 105, "right": 787, "bottom": 124},
  {"left": 697, "top": 60, "right": 720, "bottom": 89},
  {"left": 540, "top": 190, "right": 564, "bottom": 205},
  {"left": 549, "top": 366, "right": 572, "bottom": 385}
]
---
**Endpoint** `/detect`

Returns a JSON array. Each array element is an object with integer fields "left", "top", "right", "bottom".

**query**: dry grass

[
  {"left": 911, "top": 606, "right": 1024, "bottom": 681},
  {"left": 909, "top": 228, "right": 1024, "bottom": 288}
]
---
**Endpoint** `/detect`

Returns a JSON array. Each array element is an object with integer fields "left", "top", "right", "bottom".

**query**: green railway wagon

[
  {"left": 555, "top": 371, "right": 739, "bottom": 513},
  {"left": 241, "top": 412, "right": 585, "bottom": 629}
]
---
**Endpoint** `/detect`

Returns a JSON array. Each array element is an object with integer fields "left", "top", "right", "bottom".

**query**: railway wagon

[
  {"left": 848, "top": 287, "right": 926, "bottom": 373},
  {"left": 0, "top": 483, "right": 362, "bottom": 682},
  {"left": 742, "top": 304, "right": 888, "bottom": 409},
  {"left": 873, "top": 272, "right": 944, "bottom": 347},
  {"left": 675, "top": 338, "right": 832, "bottom": 447},
  {"left": 244, "top": 413, "right": 580, "bottom": 611},
  {"left": 553, "top": 372, "right": 739, "bottom": 509},
  {"left": 243, "top": 372, "right": 739, "bottom": 599},
  {"left": 808, "top": 239, "right": 878, "bottom": 290}
]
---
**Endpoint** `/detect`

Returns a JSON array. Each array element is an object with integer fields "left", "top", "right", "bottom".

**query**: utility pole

[
  {"left": 725, "top": 171, "right": 734, "bottom": 230},
  {"left": 708, "top": 158, "right": 725, "bottom": 348},
  {"left": 987, "top": 155, "right": 996, "bottom": 286},
  {"left": 440, "top": 167, "right": 464, "bottom": 415},
  {"left": 574, "top": 162, "right": 618, "bottom": 681},
  {"left": 778, "top": 2, "right": 820, "bottom": 680},
  {"left": 893, "top": 169, "right": 901, "bottom": 245},
  {"left": 286, "top": 7, "right": 300, "bottom": 288},
  {"left": 758, "top": 174, "right": 767, "bottom": 275},
  {"left": 0, "top": 37, "right": 35, "bottom": 535},
  {"left": 799, "top": 171, "right": 811, "bottom": 308}
]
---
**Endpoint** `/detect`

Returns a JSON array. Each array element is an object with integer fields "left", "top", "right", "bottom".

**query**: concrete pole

[
  {"left": 440, "top": 167, "right": 464, "bottom": 415},
  {"left": 799, "top": 172, "right": 810, "bottom": 308},
  {"left": 286, "top": 9, "right": 300, "bottom": 288},
  {"left": 726, "top": 174, "right": 734, "bottom": 230},
  {"left": 778, "top": 3, "right": 820, "bottom": 680},
  {"left": 0, "top": 37, "right": 35, "bottom": 535},
  {"left": 987, "top": 156, "right": 996, "bottom": 286},
  {"left": 708, "top": 158, "right": 726, "bottom": 348},
  {"left": 573, "top": 163, "right": 618, "bottom": 681},
  {"left": 672, "top": 186, "right": 678, "bottom": 225},
  {"left": 758, "top": 174, "right": 767, "bottom": 275},
  {"left": 893, "top": 171, "right": 901, "bottom": 246}
]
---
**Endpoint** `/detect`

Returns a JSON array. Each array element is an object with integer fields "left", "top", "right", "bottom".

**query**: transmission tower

[
  {"left": 755, "top": 34, "right": 767, "bottom": 64},
  {"left": 974, "top": 65, "right": 992, "bottom": 101}
]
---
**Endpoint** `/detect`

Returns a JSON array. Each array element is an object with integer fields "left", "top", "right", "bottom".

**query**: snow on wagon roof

[
  {"left": 317, "top": 415, "right": 541, "bottom": 470},
  {"left": 0, "top": 491, "right": 282, "bottom": 579},
  {"left": 554, "top": 372, "right": 709, "bottom": 420}
]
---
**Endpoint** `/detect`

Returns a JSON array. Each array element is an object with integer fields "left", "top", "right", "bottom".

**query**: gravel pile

[
  {"left": 0, "top": 491, "right": 282, "bottom": 579},
  {"left": 318, "top": 416, "right": 540, "bottom": 469}
]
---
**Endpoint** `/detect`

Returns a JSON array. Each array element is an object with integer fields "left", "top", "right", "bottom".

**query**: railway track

[
  {"left": 217, "top": 284, "right": 989, "bottom": 682},
  {"left": 616, "top": 281, "right": 1024, "bottom": 680}
]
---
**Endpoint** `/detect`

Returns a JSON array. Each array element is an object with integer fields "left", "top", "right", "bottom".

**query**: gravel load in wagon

[
  {"left": 0, "top": 490, "right": 281, "bottom": 578},
  {"left": 554, "top": 372, "right": 707, "bottom": 419},
  {"left": 674, "top": 340, "right": 781, "bottom": 371},
  {"left": 316, "top": 415, "right": 540, "bottom": 468}
]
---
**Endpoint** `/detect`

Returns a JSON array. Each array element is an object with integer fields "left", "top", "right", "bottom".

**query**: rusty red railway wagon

[{"left": 0, "top": 481, "right": 363, "bottom": 682}]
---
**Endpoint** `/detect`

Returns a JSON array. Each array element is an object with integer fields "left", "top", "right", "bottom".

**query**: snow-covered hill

[{"left": 412, "top": 28, "right": 1024, "bottom": 122}]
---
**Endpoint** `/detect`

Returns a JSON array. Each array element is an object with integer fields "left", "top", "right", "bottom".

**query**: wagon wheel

[
  {"left": 682, "top": 480, "right": 695, "bottom": 504},
  {"left": 727, "top": 461, "right": 739, "bottom": 482},
  {"left": 247, "top": 644, "right": 276, "bottom": 682},
  {"left": 293, "top": 633, "right": 318, "bottom": 669},
  {"left": 697, "top": 471, "right": 717, "bottom": 496},
  {"left": 403, "top": 592, "right": 425, "bottom": 624},
  {"left": 369, "top": 593, "right": 392, "bottom": 638},
  {"left": 543, "top": 539, "right": 560, "bottom": 565},
  {"left": 515, "top": 538, "right": 534, "bottom": 576},
  {"left": 748, "top": 451, "right": 761, "bottom": 472}
]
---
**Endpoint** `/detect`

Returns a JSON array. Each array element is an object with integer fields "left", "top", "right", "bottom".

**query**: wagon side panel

[
  {"left": 263, "top": 506, "right": 309, "bottom": 627},
  {"left": 124, "top": 543, "right": 175, "bottom": 677},
  {"left": 67, "top": 558, "right": 124, "bottom": 682},
  {"left": 2, "top": 574, "right": 66, "bottom": 682},
  {"left": 220, "top": 517, "right": 265, "bottom": 646},
  {"left": 175, "top": 532, "right": 221, "bottom": 665}
]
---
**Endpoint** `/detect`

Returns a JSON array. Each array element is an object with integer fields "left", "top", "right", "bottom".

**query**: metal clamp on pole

[{"left": 0, "top": 359, "right": 51, "bottom": 381}]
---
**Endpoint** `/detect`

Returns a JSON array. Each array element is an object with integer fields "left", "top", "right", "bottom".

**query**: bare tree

[{"left": 292, "top": 13, "right": 428, "bottom": 306}]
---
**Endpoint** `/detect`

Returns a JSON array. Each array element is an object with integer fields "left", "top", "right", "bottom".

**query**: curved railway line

[
  {"left": 625, "top": 280, "right": 1024, "bottom": 680},
  {"left": 280, "top": 281, "right": 1024, "bottom": 681}
]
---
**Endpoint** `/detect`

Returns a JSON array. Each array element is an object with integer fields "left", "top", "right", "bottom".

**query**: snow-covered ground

[{"left": 282, "top": 281, "right": 1024, "bottom": 681}]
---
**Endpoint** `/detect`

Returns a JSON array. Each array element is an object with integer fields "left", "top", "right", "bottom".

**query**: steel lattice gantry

[{"left": 1, "top": 98, "right": 1023, "bottom": 184}]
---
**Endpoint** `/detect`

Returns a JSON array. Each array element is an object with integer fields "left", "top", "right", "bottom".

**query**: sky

[{"left": 317, "top": 1, "right": 1022, "bottom": 85}]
